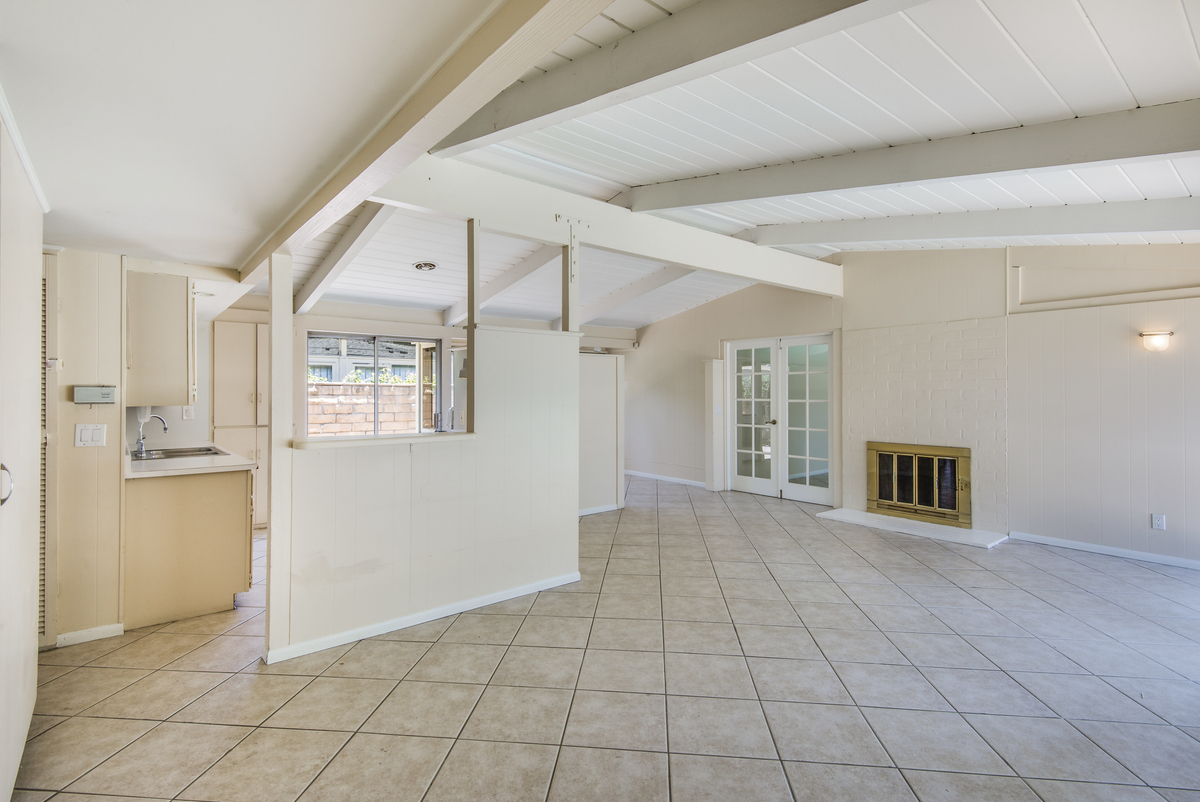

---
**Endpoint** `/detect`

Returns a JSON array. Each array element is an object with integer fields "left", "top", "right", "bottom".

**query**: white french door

[{"left": 729, "top": 335, "right": 834, "bottom": 505}]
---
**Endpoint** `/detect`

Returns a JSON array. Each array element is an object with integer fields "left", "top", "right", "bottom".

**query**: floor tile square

[
  {"left": 1103, "top": 676, "right": 1200, "bottom": 726},
  {"left": 886, "top": 632, "right": 994, "bottom": 669},
  {"left": 663, "top": 621, "right": 741, "bottom": 655},
  {"left": 762, "top": 701, "right": 891, "bottom": 764},
  {"left": 1045, "top": 639, "right": 1183, "bottom": 679},
  {"left": 165, "top": 636, "right": 265, "bottom": 673},
  {"left": 34, "top": 667, "right": 152, "bottom": 716},
  {"left": 16, "top": 716, "right": 157, "bottom": 790},
  {"left": 1012, "top": 671, "right": 1164, "bottom": 723},
  {"left": 662, "top": 595, "right": 731, "bottom": 623},
  {"left": 296, "top": 733, "right": 451, "bottom": 802},
  {"left": 66, "top": 722, "right": 249, "bottom": 799},
  {"left": 171, "top": 674, "right": 312, "bottom": 726},
  {"left": 920, "top": 667, "right": 1055, "bottom": 716},
  {"left": 965, "top": 714, "right": 1139, "bottom": 783},
  {"left": 667, "top": 696, "right": 777, "bottom": 758},
  {"left": 263, "top": 677, "right": 396, "bottom": 731},
  {"left": 577, "top": 649, "right": 665, "bottom": 693},
  {"left": 243, "top": 644, "right": 354, "bottom": 676},
  {"left": 422, "top": 739, "right": 558, "bottom": 802},
  {"left": 586, "top": 617, "right": 663, "bottom": 651},
  {"left": 862, "top": 708, "right": 1012, "bottom": 775},
  {"left": 88, "top": 633, "right": 215, "bottom": 670},
  {"left": 512, "top": 615, "right": 591, "bottom": 649},
  {"left": 1024, "top": 778, "right": 1165, "bottom": 801},
  {"left": 179, "top": 727, "right": 349, "bottom": 802},
  {"left": 459, "top": 684, "right": 573, "bottom": 744},
  {"left": 82, "top": 670, "right": 228, "bottom": 720},
  {"left": 529, "top": 592, "right": 599, "bottom": 617},
  {"left": 901, "top": 770, "right": 1039, "bottom": 801},
  {"left": 747, "top": 657, "right": 853, "bottom": 704},
  {"left": 361, "top": 680, "right": 483, "bottom": 738},
  {"left": 727, "top": 599, "right": 802, "bottom": 626},
  {"left": 833, "top": 662, "right": 953, "bottom": 711},
  {"left": 810, "top": 629, "right": 909, "bottom": 664},
  {"left": 319, "top": 639, "right": 429, "bottom": 680},
  {"left": 490, "top": 645, "right": 583, "bottom": 689},
  {"left": 1071, "top": 719, "right": 1200, "bottom": 789},
  {"left": 405, "top": 642, "right": 506, "bottom": 684},
  {"left": 563, "top": 690, "right": 667, "bottom": 751},
  {"left": 736, "top": 624, "right": 822, "bottom": 659},
  {"left": 669, "top": 754, "right": 792, "bottom": 802},
  {"left": 785, "top": 763, "right": 916, "bottom": 802},
  {"left": 548, "top": 747, "right": 668, "bottom": 802},
  {"left": 794, "top": 602, "right": 878, "bottom": 630},
  {"left": 372, "top": 616, "right": 457, "bottom": 642},
  {"left": 596, "top": 592, "right": 663, "bottom": 619},
  {"left": 438, "top": 613, "right": 524, "bottom": 645},
  {"left": 665, "top": 652, "right": 756, "bottom": 698},
  {"left": 963, "top": 636, "right": 1086, "bottom": 674}
]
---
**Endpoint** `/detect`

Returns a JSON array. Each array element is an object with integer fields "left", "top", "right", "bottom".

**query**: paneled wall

[
  {"left": 1009, "top": 298, "right": 1200, "bottom": 560},
  {"left": 55, "top": 249, "right": 124, "bottom": 636},
  {"left": 283, "top": 326, "right": 579, "bottom": 653}
]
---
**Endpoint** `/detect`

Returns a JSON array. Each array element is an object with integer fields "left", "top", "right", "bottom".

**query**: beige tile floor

[{"left": 18, "top": 478, "right": 1200, "bottom": 801}]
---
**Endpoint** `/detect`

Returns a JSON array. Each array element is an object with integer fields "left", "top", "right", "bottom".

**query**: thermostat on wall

[{"left": 73, "top": 385, "right": 116, "bottom": 404}]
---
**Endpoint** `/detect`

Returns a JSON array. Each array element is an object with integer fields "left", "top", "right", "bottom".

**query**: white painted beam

[
  {"left": 581, "top": 264, "right": 693, "bottom": 323},
  {"left": 294, "top": 203, "right": 394, "bottom": 314},
  {"left": 743, "top": 196, "right": 1200, "bottom": 247},
  {"left": 621, "top": 100, "right": 1200, "bottom": 212},
  {"left": 238, "top": 0, "right": 613, "bottom": 285},
  {"left": 443, "top": 243, "right": 560, "bottom": 326},
  {"left": 372, "top": 155, "right": 842, "bottom": 296},
  {"left": 434, "top": 0, "right": 922, "bottom": 157}
]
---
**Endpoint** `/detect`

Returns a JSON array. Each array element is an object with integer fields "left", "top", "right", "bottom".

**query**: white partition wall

[
  {"left": 579, "top": 353, "right": 624, "bottom": 515},
  {"left": 277, "top": 326, "right": 580, "bottom": 659}
]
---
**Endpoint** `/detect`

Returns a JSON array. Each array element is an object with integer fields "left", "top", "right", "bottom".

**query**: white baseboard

[
  {"left": 56, "top": 623, "right": 124, "bottom": 648},
  {"left": 625, "top": 470, "right": 705, "bottom": 488},
  {"left": 264, "top": 571, "right": 582, "bottom": 665},
  {"left": 1009, "top": 531, "right": 1200, "bottom": 572},
  {"left": 817, "top": 508, "right": 1008, "bottom": 549},
  {"left": 580, "top": 503, "right": 623, "bottom": 516}
]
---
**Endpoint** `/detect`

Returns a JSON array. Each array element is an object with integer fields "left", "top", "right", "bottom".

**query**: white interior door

[
  {"left": 729, "top": 336, "right": 834, "bottom": 504},
  {"left": 730, "top": 339, "right": 779, "bottom": 496},
  {"left": 780, "top": 336, "right": 834, "bottom": 505}
]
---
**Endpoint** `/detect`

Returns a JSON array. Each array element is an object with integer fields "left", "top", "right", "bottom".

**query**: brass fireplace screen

[{"left": 867, "top": 442, "right": 972, "bottom": 528}]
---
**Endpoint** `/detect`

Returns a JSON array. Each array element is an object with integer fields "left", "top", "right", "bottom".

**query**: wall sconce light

[{"left": 1140, "top": 331, "right": 1174, "bottom": 352}]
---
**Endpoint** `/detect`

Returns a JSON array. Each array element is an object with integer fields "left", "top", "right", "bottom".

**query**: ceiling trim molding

[
  {"left": 433, "top": 0, "right": 924, "bottom": 158},
  {"left": 580, "top": 264, "right": 694, "bottom": 323},
  {"left": 619, "top": 99, "right": 1200, "bottom": 213},
  {"left": 237, "top": 0, "right": 614, "bottom": 285},
  {"left": 742, "top": 196, "right": 1200, "bottom": 246},
  {"left": 372, "top": 155, "right": 842, "bottom": 295},
  {"left": 294, "top": 203, "right": 395, "bottom": 315},
  {"left": 0, "top": 80, "right": 50, "bottom": 213},
  {"left": 443, "top": 242, "right": 561, "bottom": 326}
]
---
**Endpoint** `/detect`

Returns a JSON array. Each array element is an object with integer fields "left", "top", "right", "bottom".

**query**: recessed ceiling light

[{"left": 413, "top": 261, "right": 437, "bottom": 271}]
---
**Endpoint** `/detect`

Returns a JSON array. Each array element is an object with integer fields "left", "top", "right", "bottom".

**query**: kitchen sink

[{"left": 132, "top": 446, "right": 225, "bottom": 461}]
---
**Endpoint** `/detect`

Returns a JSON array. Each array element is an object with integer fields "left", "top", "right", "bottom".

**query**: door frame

[{"left": 724, "top": 332, "right": 841, "bottom": 506}]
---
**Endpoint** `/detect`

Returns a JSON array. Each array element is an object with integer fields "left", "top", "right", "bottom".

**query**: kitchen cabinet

[
  {"left": 124, "top": 469, "right": 251, "bottom": 629},
  {"left": 213, "top": 320, "right": 270, "bottom": 525},
  {"left": 126, "top": 270, "right": 194, "bottom": 407}
]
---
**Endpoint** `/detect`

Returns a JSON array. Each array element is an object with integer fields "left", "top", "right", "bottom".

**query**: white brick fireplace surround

[{"left": 841, "top": 316, "right": 1009, "bottom": 537}]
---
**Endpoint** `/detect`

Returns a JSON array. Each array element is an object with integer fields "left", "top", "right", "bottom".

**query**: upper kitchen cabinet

[
  {"left": 126, "top": 269, "right": 195, "bottom": 407},
  {"left": 213, "top": 321, "right": 269, "bottom": 426}
]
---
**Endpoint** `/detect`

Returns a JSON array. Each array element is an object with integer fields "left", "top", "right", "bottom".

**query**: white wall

[
  {"left": 1009, "top": 298, "right": 1200, "bottom": 560},
  {"left": 0, "top": 118, "right": 45, "bottom": 798},
  {"left": 277, "top": 326, "right": 579, "bottom": 657},
  {"left": 624, "top": 283, "right": 840, "bottom": 484}
]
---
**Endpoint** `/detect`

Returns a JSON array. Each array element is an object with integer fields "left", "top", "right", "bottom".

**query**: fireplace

[{"left": 867, "top": 442, "right": 972, "bottom": 528}]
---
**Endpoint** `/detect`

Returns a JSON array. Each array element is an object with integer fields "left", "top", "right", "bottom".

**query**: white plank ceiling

[
  {"left": 266, "top": 206, "right": 749, "bottom": 328},
  {"left": 454, "top": 0, "right": 1200, "bottom": 252}
]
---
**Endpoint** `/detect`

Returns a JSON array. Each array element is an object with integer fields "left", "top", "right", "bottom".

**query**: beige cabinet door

[
  {"left": 213, "top": 321, "right": 257, "bottom": 427},
  {"left": 127, "top": 270, "right": 192, "bottom": 406},
  {"left": 214, "top": 426, "right": 261, "bottom": 526},
  {"left": 255, "top": 427, "right": 269, "bottom": 527},
  {"left": 256, "top": 324, "right": 269, "bottom": 425}
]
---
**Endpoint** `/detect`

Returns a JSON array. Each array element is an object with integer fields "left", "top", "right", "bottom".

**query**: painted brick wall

[{"left": 841, "top": 315, "right": 1008, "bottom": 534}]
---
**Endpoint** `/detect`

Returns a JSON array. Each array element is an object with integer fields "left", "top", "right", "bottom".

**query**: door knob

[
  {"left": 770, "top": 420, "right": 777, "bottom": 425},
  {"left": 0, "top": 463, "right": 13, "bottom": 506}
]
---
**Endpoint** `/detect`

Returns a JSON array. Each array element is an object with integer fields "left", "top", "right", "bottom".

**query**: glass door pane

[
  {"left": 730, "top": 340, "right": 778, "bottom": 496},
  {"left": 780, "top": 337, "right": 833, "bottom": 504}
]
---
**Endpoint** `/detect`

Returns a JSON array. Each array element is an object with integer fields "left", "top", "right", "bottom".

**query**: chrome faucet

[{"left": 135, "top": 415, "right": 168, "bottom": 458}]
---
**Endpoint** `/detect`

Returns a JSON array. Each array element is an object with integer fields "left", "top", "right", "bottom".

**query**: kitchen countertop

[{"left": 125, "top": 443, "right": 255, "bottom": 479}]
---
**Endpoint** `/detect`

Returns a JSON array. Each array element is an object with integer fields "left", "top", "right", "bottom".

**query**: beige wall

[
  {"left": 624, "top": 283, "right": 840, "bottom": 484},
  {"left": 282, "top": 327, "right": 579, "bottom": 656},
  {"left": 0, "top": 118, "right": 45, "bottom": 799},
  {"left": 55, "top": 249, "right": 124, "bottom": 636},
  {"left": 1010, "top": 297, "right": 1200, "bottom": 560}
]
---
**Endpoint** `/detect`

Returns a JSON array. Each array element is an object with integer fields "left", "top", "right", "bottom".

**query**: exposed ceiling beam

[
  {"left": 443, "top": 243, "right": 561, "bottom": 326},
  {"left": 372, "top": 155, "right": 842, "bottom": 296},
  {"left": 619, "top": 100, "right": 1200, "bottom": 213},
  {"left": 580, "top": 264, "right": 694, "bottom": 323},
  {"left": 237, "top": 0, "right": 613, "bottom": 285},
  {"left": 742, "top": 196, "right": 1200, "bottom": 247},
  {"left": 294, "top": 203, "right": 395, "bottom": 314},
  {"left": 434, "top": 0, "right": 922, "bottom": 158}
]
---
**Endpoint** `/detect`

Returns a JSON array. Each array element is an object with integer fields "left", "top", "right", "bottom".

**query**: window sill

[{"left": 292, "top": 431, "right": 475, "bottom": 450}]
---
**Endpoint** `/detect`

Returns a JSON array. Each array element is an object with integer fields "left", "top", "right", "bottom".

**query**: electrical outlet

[
  {"left": 182, "top": 406, "right": 195, "bottom": 420},
  {"left": 1152, "top": 514, "right": 1167, "bottom": 531}
]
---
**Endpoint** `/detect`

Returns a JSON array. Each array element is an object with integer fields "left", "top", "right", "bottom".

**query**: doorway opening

[{"left": 727, "top": 334, "right": 835, "bottom": 505}]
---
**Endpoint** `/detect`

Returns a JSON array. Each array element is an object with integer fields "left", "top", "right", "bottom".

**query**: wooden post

[
  {"left": 466, "top": 219, "right": 480, "bottom": 433},
  {"left": 561, "top": 226, "right": 580, "bottom": 333},
  {"left": 265, "top": 251, "right": 292, "bottom": 659}
]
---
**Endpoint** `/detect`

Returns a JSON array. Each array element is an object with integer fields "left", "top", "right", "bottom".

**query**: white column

[
  {"left": 265, "top": 252, "right": 293, "bottom": 658},
  {"left": 561, "top": 227, "right": 580, "bottom": 333},
  {"left": 465, "top": 219, "right": 480, "bottom": 433}
]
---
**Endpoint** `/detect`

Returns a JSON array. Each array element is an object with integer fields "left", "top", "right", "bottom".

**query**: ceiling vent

[{"left": 413, "top": 261, "right": 437, "bottom": 271}]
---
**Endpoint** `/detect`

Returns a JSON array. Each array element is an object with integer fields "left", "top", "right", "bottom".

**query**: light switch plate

[
  {"left": 182, "top": 406, "right": 195, "bottom": 420},
  {"left": 74, "top": 423, "right": 106, "bottom": 447}
]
